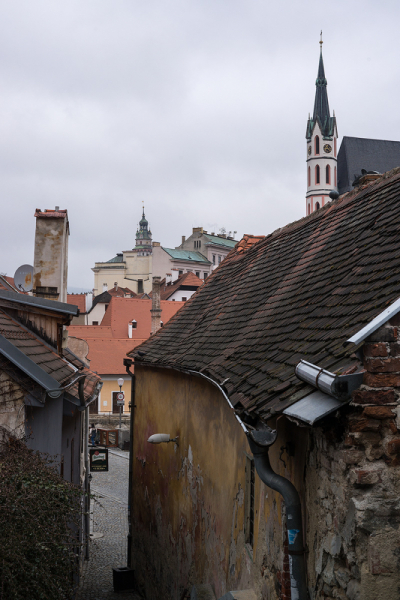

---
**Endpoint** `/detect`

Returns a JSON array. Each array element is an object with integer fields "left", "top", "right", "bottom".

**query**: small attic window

[
  {"left": 160, "top": 321, "right": 164, "bottom": 327},
  {"left": 105, "top": 304, "right": 109, "bottom": 310},
  {"left": 132, "top": 320, "right": 137, "bottom": 329},
  {"left": 92, "top": 321, "right": 99, "bottom": 326}
]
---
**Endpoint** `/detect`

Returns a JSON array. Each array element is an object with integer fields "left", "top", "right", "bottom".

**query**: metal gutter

[
  {"left": 187, "top": 369, "right": 248, "bottom": 433},
  {"left": 344, "top": 296, "right": 400, "bottom": 346},
  {"left": 0, "top": 289, "right": 78, "bottom": 316}
]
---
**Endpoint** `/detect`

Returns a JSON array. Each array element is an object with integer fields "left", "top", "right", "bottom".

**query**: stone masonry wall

[
  {"left": 0, "top": 371, "right": 25, "bottom": 442},
  {"left": 305, "top": 321, "right": 400, "bottom": 600}
]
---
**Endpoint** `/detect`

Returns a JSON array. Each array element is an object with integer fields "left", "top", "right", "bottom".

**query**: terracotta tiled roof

[
  {"left": 67, "top": 293, "right": 86, "bottom": 313},
  {"left": 157, "top": 272, "right": 204, "bottom": 300},
  {"left": 236, "top": 235, "right": 265, "bottom": 254},
  {"left": 130, "top": 167, "right": 400, "bottom": 421},
  {"left": 34, "top": 209, "right": 68, "bottom": 219},
  {"left": 0, "top": 276, "right": 18, "bottom": 292},
  {"left": 0, "top": 309, "right": 101, "bottom": 401},
  {"left": 68, "top": 297, "right": 183, "bottom": 375},
  {"left": 101, "top": 297, "right": 184, "bottom": 338},
  {"left": 84, "top": 338, "right": 146, "bottom": 374}
]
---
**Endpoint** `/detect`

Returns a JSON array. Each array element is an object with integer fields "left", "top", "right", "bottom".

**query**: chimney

[
  {"left": 33, "top": 207, "right": 69, "bottom": 302},
  {"left": 103, "top": 283, "right": 108, "bottom": 293},
  {"left": 114, "top": 282, "right": 118, "bottom": 291},
  {"left": 182, "top": 235, "right": 186, "bottom": 244},
  {"left": 151, "top": 276, "right": 162, "bottom": 334},
  {"left": 166, "top": 273, "right": 172, "bottom": 285},
  {"left": 128, "top": 322, "right": 132, "bottom": 339}
]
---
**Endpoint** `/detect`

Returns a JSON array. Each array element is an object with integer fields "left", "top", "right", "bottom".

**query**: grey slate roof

[
  {"left": 338, "top": 136, "right": 400, "bottom": 195},
  {"left": 0, "top": 290, "right": 78, "bottom": 316}
]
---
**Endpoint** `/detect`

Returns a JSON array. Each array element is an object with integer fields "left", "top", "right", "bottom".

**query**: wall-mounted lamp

[{"left": 147, "top": 433, "right": 179, "bottom": 446}]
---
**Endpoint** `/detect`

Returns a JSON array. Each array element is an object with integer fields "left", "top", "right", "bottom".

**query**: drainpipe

[
  {"left": 123, "top": 358, "right": 135, "bottom": 568},
  {"left": 247, "top": 428, "right": 307, "bottom": 600}
]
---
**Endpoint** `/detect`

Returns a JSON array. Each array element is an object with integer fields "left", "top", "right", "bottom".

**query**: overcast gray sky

[{"left": 1, "top": 0, "right": 399, "bottom": 290}]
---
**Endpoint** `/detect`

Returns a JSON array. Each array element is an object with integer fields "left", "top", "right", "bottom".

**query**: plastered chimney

[
  {"left": 33, "top": 208, "right": 69, "bottom": 302},
  {"left": 151, "top": 276, "right": 162, "bottom": 334}
]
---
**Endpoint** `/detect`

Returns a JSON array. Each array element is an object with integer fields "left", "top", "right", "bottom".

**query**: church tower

[
  {"left": 306, "top": 36, "right": 338, "bottom": 215},
  {"left": 134, "top": 207, "right": 152, "bottom": 256}
]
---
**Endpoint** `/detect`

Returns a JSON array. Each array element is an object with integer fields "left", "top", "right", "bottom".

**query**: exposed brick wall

[{"left": 306, "top": 321, "right": 400, "bottom": 600}]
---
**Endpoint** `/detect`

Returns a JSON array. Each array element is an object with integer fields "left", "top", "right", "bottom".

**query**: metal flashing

[
  {"left": 0, "top": 334, "right": 62, "bottom": 395},
  {"left": 345, "top": 296, "right": 400, "bottom": 346},
  {"left": 0, "top": 289, "right": 78, "bottom": 316},
  {"left": 283, "top": 390, "right": 346, "bottom": 425}
]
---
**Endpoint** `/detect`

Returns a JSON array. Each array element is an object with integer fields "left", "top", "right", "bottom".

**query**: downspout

[
  {"left": 77, "top": 376, "right": 103, "bottom": 562},
  {"left": 247, "top": 428, "right": 308, "bottom": 600},
  {"left": 123, "top": 358, "right": 135, "bottom": 568},
  {"left": 187, "top": 368, "right": 307, "bottom": 599}
]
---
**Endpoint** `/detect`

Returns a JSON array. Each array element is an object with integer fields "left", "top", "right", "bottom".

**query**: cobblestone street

[{"left": 76, "top": 449, "right": 143, "bottom": 600}]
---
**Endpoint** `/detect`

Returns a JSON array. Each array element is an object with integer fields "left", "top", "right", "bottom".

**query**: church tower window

[
  {"left": 326, "top": 164, "right": 330, "bottom": 184},
  {"left": 315, "top": 165, "right": 320, "bottom": 184},
  {"left": 308, "top": 167, "right": 311, "bottom": 186},
  {"left": 315, "top": 136, "right": 320, "bottom": 155},
  {"left": 315, "top": 202, "right": 320, "bottom": 210}
]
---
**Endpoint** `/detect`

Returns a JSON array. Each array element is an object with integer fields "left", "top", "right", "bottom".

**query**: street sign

[
  {"left": 89, "top": 448, "right": 109, "bottom": 472},
  {"left": 117, "top": 399, "right": 124, "bottom": 406},
  {"left": 117, "top": 392, "right": 124, "bottom": 401}
]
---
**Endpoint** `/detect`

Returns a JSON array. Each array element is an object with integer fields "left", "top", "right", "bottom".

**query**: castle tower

[
  {"left": 306, "top": 35, "right": 338, "bottom": 215},
  {"left": 134, "top": 207, "right": 152, "bottom": 256}
]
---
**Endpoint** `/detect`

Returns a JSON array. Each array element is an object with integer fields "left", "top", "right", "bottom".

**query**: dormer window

[{"left": 132, "top": 320, "right": 137, "bottom": 329}]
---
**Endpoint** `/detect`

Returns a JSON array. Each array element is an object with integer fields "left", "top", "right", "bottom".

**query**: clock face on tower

[
  {"left": 324, "top": 144, "right": 332, "bottom": 153},
  {"left": 308, "top": 146, "right": 311, "bottom": 156}
]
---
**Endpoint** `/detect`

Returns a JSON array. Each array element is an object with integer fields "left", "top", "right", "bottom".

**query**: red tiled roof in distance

[
  {"left": 236, "top": 235, "right": 265, "bottom": 254},
  {"left": 157, "top": 272, "right": 204, "bottom": 300},
  {"left": 67, "top": 294, "right": 86, "bottom": 313},
  {"left": 0, "top": 276, "right": 18, "bottom": 292},
  {"left": 84, "top": 338, "right": 146, "bottom": 374},
  {"left": 68, "top": 325, "right": 113, "bottom": 339},
  {"left": 101, "top": 297, "right": 184, "bottom": 338},
  {"left": 34, "top": 208, "right": 68, "bottom": 219}
]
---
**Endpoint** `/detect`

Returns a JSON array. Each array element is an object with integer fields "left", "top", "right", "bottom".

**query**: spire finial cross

[{"left": 320, "top": 31, "right": 323, "bottom": 51}]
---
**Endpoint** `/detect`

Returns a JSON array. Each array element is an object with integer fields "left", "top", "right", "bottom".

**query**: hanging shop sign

[{"left": 89, "top": 448, "right": 109, "bottom": 472}]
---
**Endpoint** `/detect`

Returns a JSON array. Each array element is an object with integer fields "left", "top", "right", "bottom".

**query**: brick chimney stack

[{"left": 151, "top": 276, "right": 162, "bottom": 334}]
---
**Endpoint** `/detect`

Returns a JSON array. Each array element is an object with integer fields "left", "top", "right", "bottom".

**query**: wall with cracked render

[{"left": 131, "top": 366, "right": 308, "bottom": 600}]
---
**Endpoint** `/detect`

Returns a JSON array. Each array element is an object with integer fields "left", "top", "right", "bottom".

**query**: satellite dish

[{"left": 14, "top": 264, "right": 34, "bottom": 292}]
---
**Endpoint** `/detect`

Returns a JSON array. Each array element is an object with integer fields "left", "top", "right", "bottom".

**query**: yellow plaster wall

[
  {"left": 99, "top": 378, "right": 131, "bottom": 413},
  {"left": 131, "top": 366, "right": 309, "bottom": 600}
]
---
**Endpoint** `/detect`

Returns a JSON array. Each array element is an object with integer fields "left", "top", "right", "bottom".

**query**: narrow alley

[{"left": 76, "top": 450, "right": 142, "bottom": 600}]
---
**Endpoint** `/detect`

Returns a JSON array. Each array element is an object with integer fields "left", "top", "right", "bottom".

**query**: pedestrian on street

[{"left": 90, "top": 424, "right": 97, "bottom": 447}]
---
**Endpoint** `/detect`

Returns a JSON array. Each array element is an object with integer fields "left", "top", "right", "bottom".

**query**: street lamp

[{"left": 117, "top": 377, "right": 124, "bottom": 429}]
